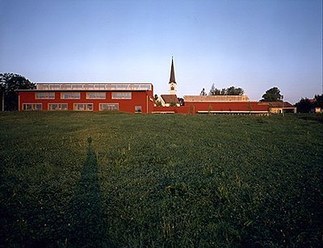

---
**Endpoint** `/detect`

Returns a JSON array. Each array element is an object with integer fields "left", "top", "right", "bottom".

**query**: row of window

[
  {"left": 22, "top": 103, "right": 121, "bottom": 111},
  {"left": 35, "top": 92, "right": 132, "bottom": 100}
]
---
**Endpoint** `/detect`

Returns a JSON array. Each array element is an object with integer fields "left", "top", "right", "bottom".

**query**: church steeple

[
  {"left": 169, "top": 57, "right": 177, "bottom": 94},
  {"left": 169, "top": 57, "right": 176, "bottom": 84}
]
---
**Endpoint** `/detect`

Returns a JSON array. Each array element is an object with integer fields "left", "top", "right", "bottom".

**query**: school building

[{"left": 17, "top": 83, "right": 154, "bottom": 113}]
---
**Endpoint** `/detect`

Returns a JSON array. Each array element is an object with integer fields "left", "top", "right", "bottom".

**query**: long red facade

[
  {"left": 18, "top": 82, "right": 270, "bottom": 114},
  {"left": 153, "top": 101, "right": 269, "bottom": 114},
  {"left": 18, "top": 83, "right": 155, "bottom": 113}
]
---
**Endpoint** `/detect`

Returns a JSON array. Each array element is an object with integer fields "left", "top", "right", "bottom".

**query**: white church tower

[{"left": 169, "top": 57, "right": 177, "bottom": 95}]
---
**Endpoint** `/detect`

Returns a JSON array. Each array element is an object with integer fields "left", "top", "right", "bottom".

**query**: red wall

[
  {"left": 184, "top": 102, "right": 269, "bottom": 112},
  {"left": 153, "top": 102, "right": 269, "bottom": 114},
  {"left": 18, "top": 90, "right": 155, "bottom": 113}
]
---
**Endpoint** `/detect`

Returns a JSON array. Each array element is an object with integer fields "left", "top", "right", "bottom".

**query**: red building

[
  {"left": 181, "top": 95, "right": 269, "bottom": 115},
  {"left": 151, "top": 58, "right": 270, "bottom": 115},
  {"left": 17, "top": 82, "right": 271, "bottom": 115},
  {"left": 153, "top": 101, "right": 269, "bottom": 115},
  {"left": 18, "top": 83, "right": 154, "bottom": 113},
  {"left": 17, "top": 59, "right": 279, "bottom": 115}
]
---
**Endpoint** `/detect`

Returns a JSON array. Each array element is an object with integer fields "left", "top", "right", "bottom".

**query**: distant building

[
  {"left": 152, "top": 59, "right": 269, "bottom": 114},
  {"left": 259, "top": 102, "right": 296, "bottom": 114},
  {"left": 158, "top": 57, "right": 180, "bottom": 107}
]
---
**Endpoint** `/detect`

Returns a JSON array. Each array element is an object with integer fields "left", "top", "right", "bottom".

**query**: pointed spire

[{"left": 169, "top": 57, "right": 176, "bottom": 84}]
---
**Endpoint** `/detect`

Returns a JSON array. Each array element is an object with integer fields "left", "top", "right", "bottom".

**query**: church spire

[
  {"left": 169, "top": 57, "right": 177, "bottom": 95},
  {"left": 169, "top": 56, "right": 176, "bottom": 84}
]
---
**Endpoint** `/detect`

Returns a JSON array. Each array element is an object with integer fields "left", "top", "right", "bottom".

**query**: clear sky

[{"left": 0, "top": 0, "right": 322, "bottom": 103}]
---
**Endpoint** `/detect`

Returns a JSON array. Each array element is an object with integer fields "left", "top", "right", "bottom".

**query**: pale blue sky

[{"left": 0, "top": 0, "right": 322, "bottom": 103}]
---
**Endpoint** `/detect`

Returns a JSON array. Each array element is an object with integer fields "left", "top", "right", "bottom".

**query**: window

[
  {"left": 73, "top": 103, "right": 93, "bottom": 111},
  {"left": 61, "top": 84, "right": 72, "bottom": 90},
  {"left": 86, "top": 92, "right": 106, "bottom": 99},
  {"left": 35, "top": 92, "right": 55, "bottom": 99},
  {"left": 48, "top": 103, "right": 68, "bottom": 111},
  {"left": 135, "top": 106, "right": 142, "bottom": 113},
  {"left": 99, "top": 103, "right": 119, "bottom": 111},
  {"left": 112, "top": 92, "right": 132, "bottom": 99},
  {"left": 23, "top": 103, "right": 42, "bottom": 111},
  {"left": 61, "top": 92, "right": 80, "bottom": 99},
  {"left": 94, "top": 84, "right": 105, "bottom": 90},
  {"left": 71, "top": 84, "right": 83, "bottom": 89}
]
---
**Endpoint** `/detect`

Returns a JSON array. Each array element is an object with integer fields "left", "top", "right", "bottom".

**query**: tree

[
  {"left": 226, "top": 86, "right": 244, "bottom": 95},
  {"left": 260, "top": 87, "right": 283, "bottom": 102},
  {"left": 209, "top": 84, "right": 221, "bottom": 95},
  {"left": 314, "top": 94, "right": 323, "bottom": 108},
  {"left": 295, "top": 98, "right": 313, "bottom": 113},
  {"left": 0, "top": 73, "right": 35, "bottom": 111},
  {"left": 178, "top": 98, "right": 184, "bottom": 106},
  {"left": 154, "top": 94, "right": 162, "bottom": 106},
  {"left": 200, "top": 88, "right": 207, "bottom": 96},
  {"left": 209, "top": 84, "right": 244, "bottom": 96}
]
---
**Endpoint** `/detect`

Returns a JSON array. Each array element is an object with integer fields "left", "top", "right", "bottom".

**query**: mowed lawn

[{"left": 0, "top": 112, "right": 322, "bottom": 247}]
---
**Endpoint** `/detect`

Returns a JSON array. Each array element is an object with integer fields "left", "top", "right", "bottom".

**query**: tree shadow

[{"left": 68, "top": 137, "right": 112, "bottom": 247}]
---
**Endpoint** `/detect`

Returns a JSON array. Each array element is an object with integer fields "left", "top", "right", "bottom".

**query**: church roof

[
  {"left": 169, "top": 57, "right": 176, "bottom": 84},
  {"left": 161, "top": 94, "right": 179, "bottom": 104}
]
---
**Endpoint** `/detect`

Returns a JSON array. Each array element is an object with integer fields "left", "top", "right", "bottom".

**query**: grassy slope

[{"left": 0, "top": 112, "right": 322, "bottom": 247}]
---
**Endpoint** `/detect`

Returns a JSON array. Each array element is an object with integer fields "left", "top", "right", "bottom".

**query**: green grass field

[{"left": 0, "top": 112, "right": 322, "bottom": 247}]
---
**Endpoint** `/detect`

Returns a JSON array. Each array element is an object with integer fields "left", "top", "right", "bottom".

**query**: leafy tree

[
  {"left": 295, "top": 98, "right": 313, "bottom": 113},
  {"left": 294, "top": 95, "right": 323, "bottom": 113},
  {"left": 178, "top": 97, "right": 184, "bottom": 106},
  {"left": 260, "top": 87, "right": 283, "bottom": 102},
  {"left": 226, "top": 86, "right": 244, "bottom": 95},
  {"left": 209, "top": 84, "right": 244, "bottom": 95},
  {"left": 209, "top": 84, "right": 217, "bottom": 96},
  {"left": 209, "top": 84, "right": 221, "bottom": 95},
  {"left": 200, "top": 88, "right": 207, "bottom": 96},
  {"left": 0, "top": 73, "right": 35, "bottom": 111},
  {"left": 314, "top": 94, "right": 323, "bottom": 108},
  {"left": 154, "top": 94, "right": 162, "bottom": 106}
]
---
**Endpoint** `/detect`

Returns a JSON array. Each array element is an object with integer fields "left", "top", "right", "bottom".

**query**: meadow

[{"left": 0, "top": 112, "right": 322, "bottom": 247}]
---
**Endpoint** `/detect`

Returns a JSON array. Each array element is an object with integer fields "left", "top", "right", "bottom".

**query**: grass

[{"left": 0, "top": 112, "right": 322, "bottom": 247}]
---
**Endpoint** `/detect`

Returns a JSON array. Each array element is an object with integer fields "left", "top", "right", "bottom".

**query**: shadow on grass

[{"left": 68, "top": 137, "right": 112, "bottom": 247}]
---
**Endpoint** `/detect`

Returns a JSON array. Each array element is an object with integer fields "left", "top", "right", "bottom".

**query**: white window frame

[
  {"left": 61, "top": 92, "right": 81, "bottom": 99},
  {"left": 112, "top": 92, "right": 132, "bottom": 99},
  {"left": 48, "top": 103, "right": 68, "bottom": 111},
  {"left": 99, "top": 103, "right": 119, "bottom": 111},
  {"left": 35, "top": 92, "right": 55, "bottom": 99},
  {"left": 22, "top": 103, "right": 42, "bottom": 111},
  {"left": 73, "top": 103, "right": 93, "bottom": 111},
  {"left": 86, "top": 92, "right": 106, "bottom": 99}
]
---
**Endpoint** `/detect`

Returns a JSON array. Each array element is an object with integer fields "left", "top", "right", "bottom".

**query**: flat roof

[
  {"left": 184, "top": 95, "right": 250, "bottom": 102},
  {"left": 17, "top": 82, "right": 153, "bottom": 92}
]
